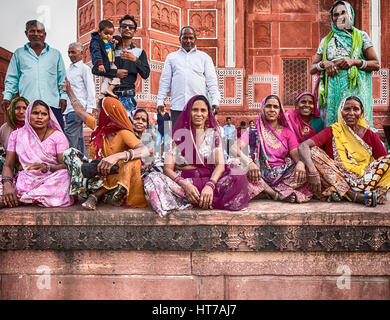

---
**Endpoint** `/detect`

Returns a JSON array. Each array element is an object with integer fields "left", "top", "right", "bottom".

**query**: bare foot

[
  {"left": 81, "top": 194, "right": 98, "bottom": 210},
  {"left": 284, "top": 193, "right": 296, "bottom": 203}
]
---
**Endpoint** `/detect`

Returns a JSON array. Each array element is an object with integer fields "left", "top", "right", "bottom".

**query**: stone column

[{"left": 225, "top": 0, "right": 235, "bottom": 67}]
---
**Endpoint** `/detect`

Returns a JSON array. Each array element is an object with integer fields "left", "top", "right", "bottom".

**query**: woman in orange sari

[{"left": 62, "top": 79, "right": 148, "bottom": 210}]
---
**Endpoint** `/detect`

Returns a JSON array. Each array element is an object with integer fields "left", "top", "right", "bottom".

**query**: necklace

[{"left": 40, "top": 126, "right": 49, "bottom": 142}]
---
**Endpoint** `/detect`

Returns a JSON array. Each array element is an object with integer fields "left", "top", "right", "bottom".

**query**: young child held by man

[{"left": 90, "top": 20, "right": 120, "bottom": 98}]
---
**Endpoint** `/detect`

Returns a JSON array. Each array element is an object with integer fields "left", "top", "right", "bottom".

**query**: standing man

[
  {"left": 223, "top": 117, "right": 236, "bottom": 157},
  {"left": 64, "top": 42, "right": 96, "bottom": 154},
  {"left": 1, "top": 20, "right": 67, "bottom": 129},
  {"left": 113, "top": 14, "right": 150, "bottom": 118},
  {"left": 156, "top": 26, "right": 221, "bottom": 128}
]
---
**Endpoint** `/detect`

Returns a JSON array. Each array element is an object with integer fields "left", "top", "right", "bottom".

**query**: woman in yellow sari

[
  {"left": 298, "top": 96, "right": 389, "bottom": 206},
  {"left": 62, "top": 79, "right": 148, "bottom": 210}
]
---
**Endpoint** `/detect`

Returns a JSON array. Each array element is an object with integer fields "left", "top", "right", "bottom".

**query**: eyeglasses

[{"left": 120, "top": 23, "right": 136, "bottom": 30}]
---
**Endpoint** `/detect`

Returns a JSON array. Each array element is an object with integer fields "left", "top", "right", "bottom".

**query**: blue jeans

[
  {"left": 155, "top": 131, "right": 168, "bottom": 154},
  {"left": 64, "top": 111, "right": 85, "bottom": 154},
  {"left": 118, "top": 96, "right": 137, "bottom": 120}
]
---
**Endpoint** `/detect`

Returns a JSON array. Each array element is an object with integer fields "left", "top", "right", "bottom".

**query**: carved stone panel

[
  {"left": 103, "top": 0, "right": 141, "bottom": 28},
  {"left": 249, "top": 0, "right": 271, "bottom": 14},
  {"left": 150, "top": 0, "right": 181, "bottom": 36},
  {"left": 79, "top": 1, "right": 95, "bottom": 37},
  {"left": 280, "top": 22, "right": 312, "bottom": 48},
  {"left": 198, "top": 47, "right": 217, "bottom": 66},
  {"left": 278, "top": 0, "right": 311, "bottom": 13},
  {"left": 254, "top": 57, "right": 272, "bottom": 74},
  {"left": 188, "top": 10, "right": 217, "bottom": 39},
  {"left": 253, "top": 22, "right": 271, "bottom": 48},
  {"left": 150, "top": 40, "right": 179, "bottom": 62}
]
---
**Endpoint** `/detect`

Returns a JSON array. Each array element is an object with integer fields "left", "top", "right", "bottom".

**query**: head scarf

[
  {"left": 89, "top": 97, "right": 135, "bottom": 159},
  {"left": 331, "top": 96, "right": 372, "bottom": 176},
  {"left": 7, "top": 96, "right": 29, "bottom": 129},
  {"left": 13, "top": 100, "right": 63, "bottom": 168},
  {"left": 254, "top": 95, "right": 294, "bottom": 169},
  {"left": 289, "top": 92, "right": 320, "bottom": 143},
  {"left": 172, "top": 95, "right": 222, "bottom": 167},
  {"left": 318, "top": 1, "right": 363, "bottom": 109}
]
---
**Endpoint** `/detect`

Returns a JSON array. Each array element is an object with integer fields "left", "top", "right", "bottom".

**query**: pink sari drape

[{"left": 5, "top": 101, "right": 73, "bottom": 207}]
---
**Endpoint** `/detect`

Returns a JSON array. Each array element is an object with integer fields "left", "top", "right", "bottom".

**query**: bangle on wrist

[
  {"left": 1, "top": 176, "right": 13, "bottom": 184},
  {"left": 124, "top": 151, "right": 130, "bottom": 162},
  {"left": 359, "top": 60, "right": 367, "bottom": 70},
  {"left": 316, "top": 61, "right": 325, "bottom": 71},
  {"left": 70, "top": 98, "right": 78, "bottom": 104},
  {"left": 46, "top": 164, "right": 51, "bottom": 172},
  {"left": 174, "top": 175, "right": 184, "bottom": 184},
  {"left": 205, "top": 181, "right": 216, "bottom": 191}
]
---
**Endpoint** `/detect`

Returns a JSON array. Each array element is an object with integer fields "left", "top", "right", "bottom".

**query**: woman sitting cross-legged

[
  {"left": 1, "top": 100, "right": 73, "bottom": 208},
  {"left": 62, "top": 79, "right": 149, "bottom": 210},
  {"left": 288, "top": 91, "right": 324, "bottom": 144},
  {"left": 143, "top": 95, "right": 250, "bottom": 217},
  {"left": 237, "top": 94, "right": 312, "bottom": 203},
  {"left": 298, "top": 96, "right": 389, "bottom": 206}
]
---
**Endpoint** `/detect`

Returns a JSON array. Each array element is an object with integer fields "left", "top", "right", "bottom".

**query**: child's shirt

[{"left": 103, "top": 40, "right": 115, "bottom": 66}]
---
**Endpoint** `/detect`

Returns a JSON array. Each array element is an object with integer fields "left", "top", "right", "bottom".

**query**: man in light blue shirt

[{"left": 1, "top": 20, "right": 67, "bottom": 129}]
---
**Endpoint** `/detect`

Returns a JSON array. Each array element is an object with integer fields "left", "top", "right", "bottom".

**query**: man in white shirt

[
  {"left": 64, "top": 42, "right": 96, "bottom": 154},
  {"left": 223, "top": 117, "right": 236, "bottom": 157},
  {"left": 156, "top": 26, "right": 221, "bottom": 128}
]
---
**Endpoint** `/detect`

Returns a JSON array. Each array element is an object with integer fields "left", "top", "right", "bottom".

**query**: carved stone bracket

[{"left": 1, "top": 225, "right": 389, "bottom": 252}]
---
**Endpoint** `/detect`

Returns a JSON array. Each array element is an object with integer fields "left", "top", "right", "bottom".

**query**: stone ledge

[{"left": 1, "top": 200, "right": 389, "bottom": 252}]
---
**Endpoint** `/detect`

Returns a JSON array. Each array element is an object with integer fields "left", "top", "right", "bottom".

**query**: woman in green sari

[{"left": 310, "top": 1, "right": 380, "bottom": 126}]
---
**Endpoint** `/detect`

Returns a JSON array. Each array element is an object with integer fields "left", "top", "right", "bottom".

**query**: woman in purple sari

[
  {"left": 144, "top": 95, "right": 250, "bottom": 217},
  {"left": 288, "top": 91, "right": 324, "bottom": 143},
  {"left": 239, "top": 95, "right": 312, "bottom": 203}
]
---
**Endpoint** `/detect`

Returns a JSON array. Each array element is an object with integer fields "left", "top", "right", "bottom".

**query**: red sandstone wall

[{"left": 0, "top": 47, "right": 13, "bottom": 126}]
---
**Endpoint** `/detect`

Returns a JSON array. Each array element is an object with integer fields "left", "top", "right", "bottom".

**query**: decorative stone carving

[
  {"left": 103, "top": 0, "right": 141, "bottom": 28},
  {"left": 252, "top": 0, "right": 271, "bottom": 13},
  {"left": 150, "top": 0, "right": 180, "bottom": 36},
  {"left": 248, "top": 75, "right": 279, "bottom": 109},
  {"left": 150, "top": 40, "right": 179, "bottom": 62},
  {"left": 79, "top": 1, "right": 95, "bottom": 36},
  {"left": 188, "top": 10, "right": 217, "bottom": 39},
  {"left": 217, "top": 68, "right": 243, "bottom": 106},
  {"left": 372, "top": 69, "right": 389, "bottom": 106},
  {"left": 253, "top": 22, "right": 271, "bottom": 48},
  {"left": 198, "top": 47, "right": 217, "bottom": 66},
  {"left": 279, "top": 0, "right": 310, "bottom": 13},
  {"left": 1, "top": 225, "right": 389, "bottom": 251}
]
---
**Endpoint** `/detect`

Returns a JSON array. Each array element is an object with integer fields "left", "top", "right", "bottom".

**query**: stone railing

[{"left": 1, "top": 200, "right": 390, "bottom": 300}]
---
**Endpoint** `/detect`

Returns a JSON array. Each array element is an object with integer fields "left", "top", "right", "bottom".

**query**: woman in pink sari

[
  {"left": 288, "top": 91, "right": 324, "bottom": 143},
  {"left": 144, "top": 95, "right": 250, "bottom": 217},
  {"left": 1, "top": 100, "right": 73, "bottom": 208},
  {"left": 239, "top": 95, "right": 312, "bottom": 203}
]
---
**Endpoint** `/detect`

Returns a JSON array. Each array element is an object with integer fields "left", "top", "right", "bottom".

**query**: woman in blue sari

[{"left": 310, "top": 1, "right": 380, "bottom": 126}]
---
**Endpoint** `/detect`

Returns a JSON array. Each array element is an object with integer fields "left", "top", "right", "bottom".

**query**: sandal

[
  {"left": 327, "top": 192, "right": 343, "bottom": 202},
  {"left": 364, "top": 191, "right": 377, "bottom": 207}
]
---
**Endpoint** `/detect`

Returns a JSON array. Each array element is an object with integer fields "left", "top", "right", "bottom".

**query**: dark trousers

[
  {"left": 170, "top": 110, "right": 182, "bottom": 130},
  {"left": 50, "top": 107, "right": 65, "bottom": 130}
]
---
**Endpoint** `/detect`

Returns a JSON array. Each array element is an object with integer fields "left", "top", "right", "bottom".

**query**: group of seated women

[{"left": 0, "top": 79, "right": 388, "bottom": 215}]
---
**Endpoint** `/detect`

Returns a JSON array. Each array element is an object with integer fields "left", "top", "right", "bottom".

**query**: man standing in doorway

[
  {"left": 156, "top": 25, "right": 221, "bottom": 128},
  {"left": 1, "top": 20, "right": 67, "bottom": 129},
  {"left": 113, "top": 14, "right": 150, "bottom": 118},
  {"left": 64, "top": 42, "right": 96, "bottom": 154}
]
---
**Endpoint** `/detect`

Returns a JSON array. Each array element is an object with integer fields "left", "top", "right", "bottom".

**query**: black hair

[
  {"left": 32, "top": 100, "right": 50, "bottom": 112},
  {"left": 98, "top": 20, "right": 115, "bottom": 31},
  {"left": 249, "top": 120, "right": 255, "bottom": 124},
  {"left": 119, "top": 15, "right": 138, "bottom": 30},
  {"left": 330, "top": 1, "right": 346, "bottom": 15},
  {"left": 345, "top": 96, "right": 364, "bottom": 114},
  {"left": 264, "top": 95, "right": 282, "bottom": 108},
  {"left": 25, "top": 20, "right": 45, "bottom": 32},
  {"left": 133, "top": 109, "right": 149, "bottom": 128},
  {"left": 179, "top": 26, "right": 197, "bottom": 40},
  {"left": 240, "top": 121, "right": 246, "bottom": 126}
]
